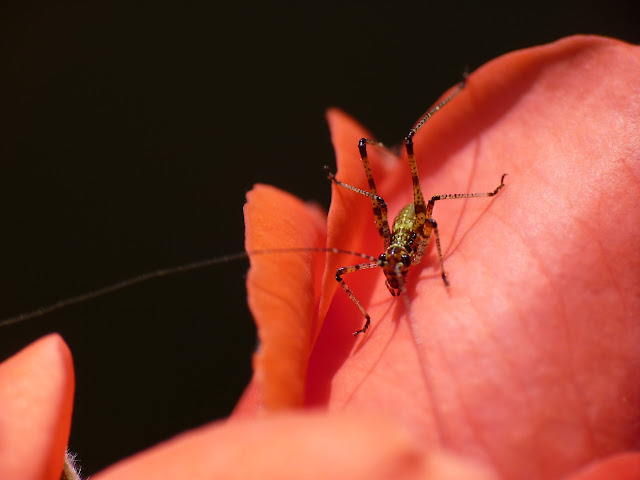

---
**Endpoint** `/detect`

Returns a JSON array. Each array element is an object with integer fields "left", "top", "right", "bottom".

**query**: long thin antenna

[
  {"left": 0, "top": 248, "right": 377, "bottom": 328},
  {"left": 407, "top": 73, "right": 467, "bottom": 139}
]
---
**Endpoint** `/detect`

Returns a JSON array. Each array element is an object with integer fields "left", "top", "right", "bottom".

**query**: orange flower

[
  {"left": 0, "top": 334, "right": 74, "bottom": 480},
  {"left": 237, "top": 34, "right": 640, "bottom": 479},
  {"left": 2, "top": 35, "right": 640, "bottom": 480}
]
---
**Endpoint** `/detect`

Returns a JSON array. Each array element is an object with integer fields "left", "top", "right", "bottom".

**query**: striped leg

[
  {"left": 324, "top": 137, "right": 391, "bottom": 250},
  {"left": 357, "top": 139, "right": 391, "bottom": 249},
  {"left": 418, "top": 174, "right": 508, "bottom": 285},
  {"left": 425, "top": 173, "right": 507, "bottom": 220},
  {"left": 414, "top": 218, "right": 449, "bottom": 285},
  {"left": 405, "top": 77, "right": 467, "bottom": 238},
  {"left": 336, "top": 260, "right": 381, "bottom": 336}
]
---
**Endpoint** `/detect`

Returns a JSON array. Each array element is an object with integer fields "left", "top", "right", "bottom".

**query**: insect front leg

[
  {"left": 424, "top": 174, "right": 508, "bottom": 286},
  {"left": 426, "top": 174, "right": 508, "bottom": 218},
  {"left": 335, "top": 260, "right": 381, "bottom": 336}
]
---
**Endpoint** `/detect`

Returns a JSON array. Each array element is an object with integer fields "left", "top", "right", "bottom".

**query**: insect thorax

[{"left": 381, "top": 203, "right": 422, "bottom": 290}]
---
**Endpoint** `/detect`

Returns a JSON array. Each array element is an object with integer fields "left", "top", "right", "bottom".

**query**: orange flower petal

[
  {"left": 305, "top": 35, "right": 640, "bottom": 479},
  {"left": 561, "top": 452, "right": 640, "bottom": 480},
  {"left": 244, "top": 184, "right": 327, "bottom": 409},
  {"left": 92, "top": 411, "right": 498, "bottom": 480},
  {"left": 0, "top": 334, "right": 74, "bottom": 480},
  {"left": 231, "top": 377, "right": 260, "bottom": 418}
]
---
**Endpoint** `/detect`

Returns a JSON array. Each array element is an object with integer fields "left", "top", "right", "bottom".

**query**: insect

[
  {"left": 324, "top": 76, "right": 506, "bottom": 336},
  {"left": 0, "top": 77, "right": 506, "bottom": 480},
  {"left": 0, "top": 78, "right": 505, "bottom": 339}
]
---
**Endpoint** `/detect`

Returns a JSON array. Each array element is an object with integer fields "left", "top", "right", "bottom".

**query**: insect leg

[
  {"left": 415, "top": 218, "right": 448, "bottom": 285},
  {"left": 419, "top": 174, "right": 507, "bottom": 285},
  {"left": 405, "top": 77, "right": 468, "bottom": 239},
  {"left": 357, "top": 139, "right": 391, "bottom": 249},
  {"left": 405, "top": 134, "right": 428, "bottom": 234},
  {"left": 407, "top": 76, "right": 466, "bottom": 139},
  {"left": 425, "top": 174, "right": 507, "bottom": 219},
  {"left": 324, "top": 137, "right": 391, "bottom": 250},
  {"left": 335, "top": 260, "right": 381, "bottom": 336}
]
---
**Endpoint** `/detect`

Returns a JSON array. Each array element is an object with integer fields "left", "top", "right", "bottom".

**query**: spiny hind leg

[
  {"left": 429, "top": 173, "right": 507, "bottom": 212},
  {"left": 324, "top": 137, "right": 391, "bottom": 249},
  {"left": 405, "top": 78, "right": 468, "bottom": 235},
  {"left": 426, "top": 173, "right": 508, "bottom": 217},
  {"left": 423, "top": 174, "right": 508, "bottom": 285},
  {"left": 357, "top": 138, "right": 391, "bottom": 248},
  {"left": 335, "top": 260, "right": 380, "bottom": 336}
]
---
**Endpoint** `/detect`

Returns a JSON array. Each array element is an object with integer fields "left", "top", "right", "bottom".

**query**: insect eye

[
  {"left": 378, "top": 253, "right": 386, "bottom": 263},
  {"left": 402, "top": 254, "right": 411, "bottom": 267}
]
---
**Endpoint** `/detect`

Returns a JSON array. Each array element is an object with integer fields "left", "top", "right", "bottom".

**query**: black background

[{"left": 1, "top": 1, "right": 637, "bottom": 476}]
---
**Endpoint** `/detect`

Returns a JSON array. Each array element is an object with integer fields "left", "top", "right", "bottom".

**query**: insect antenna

[{"left": 0, "top": 248, "right": 378, "bottom": 329}]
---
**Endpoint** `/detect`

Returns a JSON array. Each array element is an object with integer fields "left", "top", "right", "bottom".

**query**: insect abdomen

[{"left": 390, "top": 203, "right": 419, "bottom": 252}]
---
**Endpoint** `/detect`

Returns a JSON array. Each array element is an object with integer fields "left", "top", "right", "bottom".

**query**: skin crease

[{"left": 0, "top": 36, "right": 638, "bottom": 480}]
